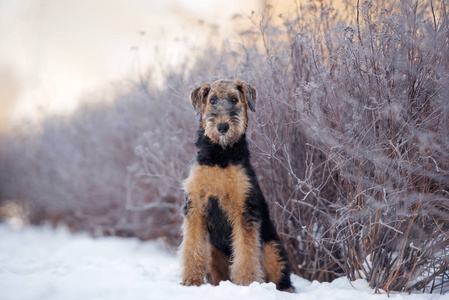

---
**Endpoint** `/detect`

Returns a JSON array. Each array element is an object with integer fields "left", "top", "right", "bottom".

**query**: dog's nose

[{"left": 217, "top": 123, "right": 230, "bottom": 134}]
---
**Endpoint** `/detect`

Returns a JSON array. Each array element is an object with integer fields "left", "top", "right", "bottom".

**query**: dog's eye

[
  {"left": 231, "top": 98, "right": 238, "bottom": 104},
  {"left": 210, "top": 98, "right": 218, "bottom": 105}
]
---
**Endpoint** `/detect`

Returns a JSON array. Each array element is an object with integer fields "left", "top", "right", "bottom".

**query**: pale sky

[{"left": 0, "top": 0, "right": 262, "bottom": 130}]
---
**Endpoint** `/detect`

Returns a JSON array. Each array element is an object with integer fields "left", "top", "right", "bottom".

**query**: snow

[{"left": 0, "top": 224, "right": 446, "bottom": 300}]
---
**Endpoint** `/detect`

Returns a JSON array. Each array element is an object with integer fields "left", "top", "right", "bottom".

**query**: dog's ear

[
  {"left": 190, "top": 83, "right": 211, "bottom": 114},
  {"left": 236, "top": 79, "right": 257, "bottom": 112}
]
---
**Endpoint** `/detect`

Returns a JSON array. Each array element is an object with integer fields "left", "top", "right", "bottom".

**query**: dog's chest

[{"left": 184, "top": 163, "right": 251, "bottom": 210}]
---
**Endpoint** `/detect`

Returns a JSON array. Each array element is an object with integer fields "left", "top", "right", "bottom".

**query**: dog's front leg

[
  {"left": 180, "top": 198, "right": 210, "bottom": 286},
  {"left": 229, "top": 218, "right": 263, "bottom": 286}
]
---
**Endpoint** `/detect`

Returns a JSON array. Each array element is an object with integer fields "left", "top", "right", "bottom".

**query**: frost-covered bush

[
  {"left": 0, "top": 83, "right": 192, "bottom": 243},
  {"left": 287, "top": 0, "right": 449, "bottom": 293}
]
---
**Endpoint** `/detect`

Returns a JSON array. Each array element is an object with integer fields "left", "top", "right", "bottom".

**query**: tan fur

[
  {"left": 183, "top": 163, "right": 251, "bottom": 209},
  {"left": 229, "top": 224, "right": 263, "bottom": 285},
  {"left": 208, "top": 243, "right": 231, "bottom": 285},
  {"left": 179, "top": 205, "right": 209, "bottom": 286},
  {"left": 261, "top": 241, "right": 285, "bottom": 285},
  {"left": 181, "top": 163, "right": 263, "bottom": 286}
]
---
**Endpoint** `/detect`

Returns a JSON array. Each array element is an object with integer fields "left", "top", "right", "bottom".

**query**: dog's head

[{"left": 190, "top": 79, "right": 257, "bottom": 148}]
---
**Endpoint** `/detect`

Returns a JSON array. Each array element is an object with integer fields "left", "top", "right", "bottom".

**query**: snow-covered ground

[{"left": 0, "top": 223, "right": 445, "bottom": 300}]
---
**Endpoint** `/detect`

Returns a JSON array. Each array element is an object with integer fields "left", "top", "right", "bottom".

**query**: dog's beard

[{"left": 204, "top": 118, "right": 245, "bottom": 149}]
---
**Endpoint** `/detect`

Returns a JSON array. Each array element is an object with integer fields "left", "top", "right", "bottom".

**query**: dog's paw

[
  {"left": 182, "top": 277, "right": 204, "bottom": 286},
  {"left": 280, "top": 286, "right": 295, "bottom": 293},
  {"left": 230, "top": 270, "right": 263, "bottom": 286}
]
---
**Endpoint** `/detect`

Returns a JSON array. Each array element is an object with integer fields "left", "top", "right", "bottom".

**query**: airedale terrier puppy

[{"left": 180, "top": 79, "right": 294, "bottom": 292}]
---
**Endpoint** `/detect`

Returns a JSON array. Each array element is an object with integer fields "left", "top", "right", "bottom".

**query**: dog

[{"left": 179, "top": 79, "right": 294, "bottom": 292}]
